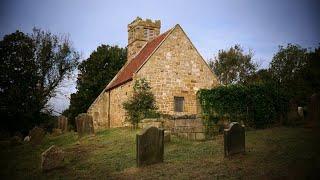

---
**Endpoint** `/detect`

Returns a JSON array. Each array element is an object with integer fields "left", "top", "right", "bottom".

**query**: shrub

[
  {"left": 198, "top": 83, "right": 289, "bottom": 131},
  {"left": 123, "top": 79, "right": 158, "bottom": 128}
]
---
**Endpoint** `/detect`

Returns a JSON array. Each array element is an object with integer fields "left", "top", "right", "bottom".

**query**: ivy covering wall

[{"left": 198, "top": 83, "right": 289, "bottom": 130}]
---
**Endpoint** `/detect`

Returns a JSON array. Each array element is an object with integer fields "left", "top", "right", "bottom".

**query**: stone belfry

[{"left": 127, "top": 17, "right": 161, "bottom": 61}]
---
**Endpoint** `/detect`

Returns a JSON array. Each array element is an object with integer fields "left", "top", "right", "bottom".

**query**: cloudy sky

[{"left": 1, "top": 0, "right": 319, "bottom": 114}]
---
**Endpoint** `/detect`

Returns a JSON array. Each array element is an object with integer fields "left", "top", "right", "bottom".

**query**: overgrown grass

[{"left": 0, "top": 127, "right": 319, "bottom": 179}]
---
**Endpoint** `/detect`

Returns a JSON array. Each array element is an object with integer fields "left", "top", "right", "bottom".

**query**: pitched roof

[{"left": 105, "top": 29, "right": 171, "bottom": 91}]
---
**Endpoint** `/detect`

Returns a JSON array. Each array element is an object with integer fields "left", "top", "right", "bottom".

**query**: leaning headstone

[
  {"left": 41, "top": 145, "right": 64, "bottom": 171},
  {"left": 57, "top": 115, "right": 68, "bottom": 132},
  {"left": 75, "top": 113, "right": 94, "bottom": 137},
  {"left": 136, "top": 126, "right": 164, "bottom": 167},
  {"left": 224, "top": 122, "right": 245, "bottom": 157},
  {"left": 29, "top": 127, "right": 46, "bottom": 146}
]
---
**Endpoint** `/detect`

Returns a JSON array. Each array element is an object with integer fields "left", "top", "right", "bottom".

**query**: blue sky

[{"left": 1, "top": 0, "right": 319, "bottom": 113}]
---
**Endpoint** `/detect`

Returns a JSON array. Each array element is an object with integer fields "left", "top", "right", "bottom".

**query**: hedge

[{"left": 198, "top": 83, "right": 289, "bottom": 129}]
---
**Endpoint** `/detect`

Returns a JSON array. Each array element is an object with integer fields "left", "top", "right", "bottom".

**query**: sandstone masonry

[{"left": 88, "top": 18, "right": 219, "bottom": 131}]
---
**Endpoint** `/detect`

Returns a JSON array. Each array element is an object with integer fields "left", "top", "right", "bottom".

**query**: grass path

[{"left": 1, "top": 127, "right": 319, "bottom": 179}]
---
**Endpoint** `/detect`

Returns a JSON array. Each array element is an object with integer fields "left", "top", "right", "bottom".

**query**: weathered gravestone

[
  {"left": 136, "top": 126, "right": 164, "bottom": 167},
  {"left": 57, "top": 115, "right": 68, "bottom": 132},
  {"left": 298, "top": 107, "right": 304, "bottom": 118},
  {"left": 41, "top": 145, "right": 65, "bottom": 171},
  {"left": 224, "top": 122, "right": 245, "bottom": 157},
  {"left": 306, "top": 93, "right": 320, "bottom": 128},
  {"left": 29, "top": 127, "right": 46, "bottom": 146},
  {"left": 75, "top": 113, "right": 94, "bottom": 137}
]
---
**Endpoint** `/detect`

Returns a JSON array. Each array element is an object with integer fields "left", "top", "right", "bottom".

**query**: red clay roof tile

[{"left": 106, "top": 29, "right": 171, "bottom": 91}]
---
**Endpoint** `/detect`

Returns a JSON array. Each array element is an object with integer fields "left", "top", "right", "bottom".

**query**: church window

[
  {"left": 174, "top": 96, "right": 184, "bottom": 112},
  {"left": 149, "top": 30, "right": 154, "bottom": 37},
  {"left": 144, "top": 28, "right": 148, "bottom": 38}
]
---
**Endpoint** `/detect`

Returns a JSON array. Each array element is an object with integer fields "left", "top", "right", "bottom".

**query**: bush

[
  {"left": 202, "top": 114, "right": 220, "bottom": 139},
  {"left": 123, "top": 79, "right": 158, "bottom": 128},
  {"left": 198, "top": 83, "right": 289, "bottom": 130}
]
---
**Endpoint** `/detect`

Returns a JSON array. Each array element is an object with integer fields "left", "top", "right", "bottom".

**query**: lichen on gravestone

[{"left": 41, "top": 145, "right": 65, "bottom": 171}]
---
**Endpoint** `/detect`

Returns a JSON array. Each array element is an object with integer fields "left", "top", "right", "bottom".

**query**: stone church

[{"left": 87, "top": 17, "right": 219, "bottom": 130}]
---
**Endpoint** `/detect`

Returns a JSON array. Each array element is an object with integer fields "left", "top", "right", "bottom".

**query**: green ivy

[{"left": 198, "top": 83, "right": 289, "bottom": 131}]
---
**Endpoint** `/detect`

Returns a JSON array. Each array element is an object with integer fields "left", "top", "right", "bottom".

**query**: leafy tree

[
  {"left": 270, "top": 44, "right": 320, "bottom": 103},
  {"left": 270, "top": 44, "right": 308, "bottom": 84},
  {"left": 305, "top": 46, "right": 320, "bottom": 93},
  {"left": 244, "top": 69, "right": 273, "bottom": 84},
  {"left": 209, "top": 45, "right": 257, "bottom": 85},
  {"left": 0, "top": 29, "right": 79, "bottom": 134},
  {"left": 123, "top": 79, "right": 158, "bottom": 128},
  {"left": 66, "top": 45, "right": 126, "bottom": 126}
]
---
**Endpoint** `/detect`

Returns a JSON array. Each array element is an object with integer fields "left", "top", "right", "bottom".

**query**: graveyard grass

[{"left": 1, "top": 127, "right": 319, "bottom": 179}]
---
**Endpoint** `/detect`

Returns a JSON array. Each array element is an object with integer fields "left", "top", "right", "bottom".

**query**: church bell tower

[{"left": 127, "top": 17, "right": 161, "bottom": 61}]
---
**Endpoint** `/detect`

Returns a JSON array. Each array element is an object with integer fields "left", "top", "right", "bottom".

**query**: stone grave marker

[
  {"left": 136, "top": 126, "right": 164, "bottom": 167},
  {"left": 57, "top": 115, "right": 68, "bottom": 132},
  {"left": 75, "top": 113, "right": 94, "bottom": 137},
  {"left": 298, "top": 107, "right": 304, "bottom": 118},
  {"left": 224, "top": 122, "right": 245, "bottom": 157},
  {"left": 41, "top": 145, "right": 65, "bottom": 171},
  {"left": 29, "top": 127, "right": 46, "bottom": 146},
  {"left": 164, "top": 130, "right": 171, "bottom": 143}
]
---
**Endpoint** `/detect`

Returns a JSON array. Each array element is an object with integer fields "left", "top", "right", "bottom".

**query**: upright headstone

[
  {"left": 306, "top": 93, "right": 320, "bottom": 128},
  {"left": 136, "top": 126, "right": 164, "bottom": 167},
  {"left": 75, "top": 113, "right": 94, "bottom": 137},
  {"left": 297, "top": 107, "right": 304, "bottom": 118},
  {"left": 41, "top": 145, "right": 65, "bottom": 171},
  {"left": 29, "top": 127, "right": 46, "bottom": 146},
  {"left": 224, "top": 122, "right": 245, "bottom": 157},
  {"left": 57, "top": 115, "right": 68, "bottom": 132}
]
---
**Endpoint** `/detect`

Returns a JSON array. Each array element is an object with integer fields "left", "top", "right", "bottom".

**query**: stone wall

[
  {"left": 87, "top": 91, "right": 109, "bottom": 130},
  {"left": 139, "top": 118, "right": 205, "bottom": 141},
  {"left": 88, "top": 81, "right": 133, "bottom": 130},
  {"left": 135, "top": 25, "right": 218, "bottom": 116},
  {"left": 109, "top": 82, "right": 133, "bottom": 127}
]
